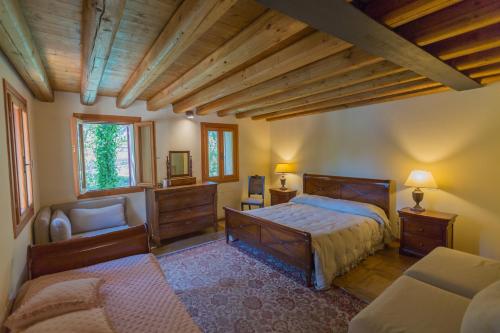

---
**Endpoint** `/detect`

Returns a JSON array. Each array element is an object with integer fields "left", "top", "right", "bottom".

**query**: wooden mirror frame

[{"left": 167, "top": 150, "right": 192, "bottom": 179}]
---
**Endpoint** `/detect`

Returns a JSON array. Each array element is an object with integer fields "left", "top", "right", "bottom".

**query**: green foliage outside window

[{"left": 83, "top": 123, "right": 130, "bottom": 191}]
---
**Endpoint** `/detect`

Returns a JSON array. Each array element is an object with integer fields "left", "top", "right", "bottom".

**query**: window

[
  {"left": 4, "top": 79, "right": 34, "bottom": 238},
  {"left": 201, "top": 122, "right": 238, "bottom": 182},
  {"left": 71, "top": 114, "right": 156, "bottom": 199}
]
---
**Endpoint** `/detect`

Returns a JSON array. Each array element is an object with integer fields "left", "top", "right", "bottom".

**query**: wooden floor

[{"left": 154, "top": 222, "right": 418, "bottom": 303}]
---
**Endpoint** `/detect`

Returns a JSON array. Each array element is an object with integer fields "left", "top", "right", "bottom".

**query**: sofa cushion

[
  {"left": 405, "top": 247, "right": 500, "bottom": 298},
  {"left": 4, "top": 278, "right": 103, "bottom": 330},
  {"left": 461, "top": 280, "right": 500, "bottom": 333},
  {"left": 70, "top": 204, "right": 126, "bottom": 234},
  {"left": 50, "top": 210, "right": 72, "bottom": 242},
  {"left": 349, "top": 276, "right": 470, "bottom": 333},
  {"left": 72, "top": 225, "right": 130, "bottom": 239},
  {"left": 23, "top": 308, "right": 113, "bottom": 333}
]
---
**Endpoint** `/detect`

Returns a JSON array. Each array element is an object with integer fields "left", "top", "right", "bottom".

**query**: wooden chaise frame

[
  {"left": 28, "top": 224, "right": 150, "bottom": 279},
  {"left": 224, "top": 173, "right": 391, "bottom": 287}
]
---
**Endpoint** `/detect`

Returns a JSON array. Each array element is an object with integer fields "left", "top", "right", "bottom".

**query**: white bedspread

[{"left": 245, "top": 195, "right": 390, "bottom": 289}]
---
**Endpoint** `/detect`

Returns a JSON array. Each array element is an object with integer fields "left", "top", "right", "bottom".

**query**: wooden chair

[{"left": 241, "top": 175, "right": 265, "bottom": 210}]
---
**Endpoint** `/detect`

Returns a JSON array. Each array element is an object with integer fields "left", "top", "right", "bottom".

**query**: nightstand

[
  {"left": 398, "top": 207, "right": 457, "bottom": 258},
  {"left": 269, "top": 188, "right": 297, "bottom": 206}
]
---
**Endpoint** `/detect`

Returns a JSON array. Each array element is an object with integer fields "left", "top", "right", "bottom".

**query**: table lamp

[
  {"left": 274, "top": 163, "right": 296, "bottom": 190},
  {"left": 404, "top": 170, "right": 438, "bottom": 212}
]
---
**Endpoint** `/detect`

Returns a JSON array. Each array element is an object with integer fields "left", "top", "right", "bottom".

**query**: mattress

[
  {"left": 245, "top": 195, "right": 389, "bottom": 289},
  {"left": 13, "top": 254, "right": 200, "bottom": 333}
]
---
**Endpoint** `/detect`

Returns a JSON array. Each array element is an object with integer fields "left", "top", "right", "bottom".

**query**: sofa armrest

[{"left": 33, "top": 207, "right": 52, "bottom": 245}]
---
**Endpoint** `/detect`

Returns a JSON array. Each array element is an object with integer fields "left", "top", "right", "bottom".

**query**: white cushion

[
  {"left": 50, "top": 210, "right": 72, "bottom": 242},
  {"left": 461, "top": 280, "right": 500, "bottom": 333},
  {"left": 405, "top": 247, "right": 500, "bottom": 298},
  {"left": 69, "top": 204, "right": 126, "bottom": 234},
  {"left": 349, "top": 276, "right": 470, "bottom": 333}
]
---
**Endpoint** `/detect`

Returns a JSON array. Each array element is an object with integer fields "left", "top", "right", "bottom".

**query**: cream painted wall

[
  {"left": 270, "top": 83, "right": 500, "bottom": 259},
  {"left": 0, "top": 53, "right": 40, "bottom": 321},
  {"left": 33, "top": 92, "right": 271, "bottom": 221}
]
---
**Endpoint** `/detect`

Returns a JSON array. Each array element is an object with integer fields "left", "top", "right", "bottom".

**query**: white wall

[
  {"left": 269, "top": 83, "right": 500, "bottom": 259},
  {"left": 0, "top": 53, "right": 40, "bottom": 321},
  {"left": 33, "top": 92, "right": 271, "bottom": 221}
]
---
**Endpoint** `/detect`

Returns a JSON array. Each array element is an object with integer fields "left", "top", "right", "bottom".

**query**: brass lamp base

[
  {"left": 280, "top": 174, "right": 287, "bottom": 190},
  {"left": 410, "top": 187, "right": 425, "bottom": 212}
]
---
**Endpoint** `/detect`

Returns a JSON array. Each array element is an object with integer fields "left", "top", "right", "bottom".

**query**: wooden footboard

[
  {"left": 224, "top": 207, "right": 313, "bottom": 287},
  {"left": 28, "top": 224, "right": 150, "bottom": 279}
]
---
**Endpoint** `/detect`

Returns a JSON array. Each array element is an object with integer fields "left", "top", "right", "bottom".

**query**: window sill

[{"left": 77, "top": 186, "right": 144, "bottom": 200}]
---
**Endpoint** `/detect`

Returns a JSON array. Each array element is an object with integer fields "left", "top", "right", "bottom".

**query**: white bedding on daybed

[{"left": 245, "top": 194, "right": 391, "bottom": 290}]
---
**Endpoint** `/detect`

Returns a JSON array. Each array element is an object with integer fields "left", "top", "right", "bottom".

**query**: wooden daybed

[
  {"left": 9, "top": 225, "right": 200, "bottom": 333},
  {"left": 224, "top": 173, "right": 391, "bottom": 287}
]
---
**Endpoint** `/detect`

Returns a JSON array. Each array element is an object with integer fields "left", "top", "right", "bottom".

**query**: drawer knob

[{"left": 418, "top": 228, "right": 424, "bottom": 232}]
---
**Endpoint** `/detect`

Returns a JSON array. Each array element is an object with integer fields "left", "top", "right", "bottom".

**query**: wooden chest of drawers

[
  {"left": 269, "top": 188, "right": 297, "bottom": 205},
  {"left": 398, "top": 207, "right": 457, "bottom": 258},
  {"left": 145, "top": 182, "right": 217, "bottom": 246}
]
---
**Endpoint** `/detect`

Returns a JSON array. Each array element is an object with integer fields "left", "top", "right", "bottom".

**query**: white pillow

[
  {"left": 50, "top": 210, "right": 71, "bottom": 242},
  {"left": 461, "top": 280, "right": 500, "bottom": 333},
  {"left": 70, "top": 204, "right": 126, "bottom": 234}
]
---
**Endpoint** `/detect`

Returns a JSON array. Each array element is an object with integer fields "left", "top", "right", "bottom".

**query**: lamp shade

[
  {"left": 274, "top": 163, "right": 296, "bottom": 174},
  {"left": 404, "top": 170, "right": 438, "bottom": 189}
]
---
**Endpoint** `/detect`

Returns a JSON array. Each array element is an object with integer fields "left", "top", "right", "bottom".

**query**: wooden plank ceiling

[{"left": 1, "top": 0, "right": 498, "bottom": 121}]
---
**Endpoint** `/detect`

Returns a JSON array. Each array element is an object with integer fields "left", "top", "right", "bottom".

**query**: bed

[
  {"left": 224, "top": 174, "right": 392, "bottom": 289},
  {"left": 8, "top": 225, "right": 200, "bottom": 333}
]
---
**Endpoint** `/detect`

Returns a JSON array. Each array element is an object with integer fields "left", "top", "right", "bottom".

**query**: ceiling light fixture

[{"left": 186, "top": 110, "right": 194, "bottom": 119}]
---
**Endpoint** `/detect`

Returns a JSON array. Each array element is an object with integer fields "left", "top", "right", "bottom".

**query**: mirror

[{"left": 167, "top": 151, "right": 192, "bottom": 178}]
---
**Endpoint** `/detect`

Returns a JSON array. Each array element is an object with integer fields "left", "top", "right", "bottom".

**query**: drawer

[
  {"left": 403, "top": 218, "right": 442, "bottom": 239},
  {"left": 159, "top": 204, "right": 214, "bottom": 224},
  {"left": 159, "top": 215, "right": 214, "bottom": 239},
  {"left": 403, "top": 233, "right": 444, "bottom": 255},
  {"left": 158, "top": 189, "right": 215, "bottom": 212}
]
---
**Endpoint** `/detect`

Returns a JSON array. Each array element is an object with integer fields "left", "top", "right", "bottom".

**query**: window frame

[
  {"left": 71, "top": 113, "right": 145, "bottom": 199},
  {"left": 201, "top": 122, "right": 239, "bottom": 183},
  {"left": 3, "top": 79, "right": 34, "bottom": 238}
]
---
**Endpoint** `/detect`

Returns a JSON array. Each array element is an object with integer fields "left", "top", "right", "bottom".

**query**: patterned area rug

[{"left": 157, "top": 239, "right": 366, "bottom": 333}]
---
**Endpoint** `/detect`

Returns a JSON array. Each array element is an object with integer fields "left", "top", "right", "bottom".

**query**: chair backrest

[{"left": 248, "top": 175, "right": 265, "bottom": 197}]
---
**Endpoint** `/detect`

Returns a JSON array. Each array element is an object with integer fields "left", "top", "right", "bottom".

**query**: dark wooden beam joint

[{"left": 256, "top": 0, "right": 482, "bottom": 91}]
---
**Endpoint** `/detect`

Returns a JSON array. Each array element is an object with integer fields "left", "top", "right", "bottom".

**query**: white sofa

[
  {"left": 33, "top": 196, "right": 133, "bottom": 244},
  {"left": 349, "top": 247, "right": 500, "bottom": 333}
]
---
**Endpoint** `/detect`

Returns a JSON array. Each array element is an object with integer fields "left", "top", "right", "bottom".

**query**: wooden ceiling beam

[
  {"left": 81, "top": 0, "right": 125, "bottom": 105},
  {"left": 361, "top": 0, "right": 461, "bottom": 28},
  {"left": 480, "top": 74, "right": 500, "bottom": 84},
  {"left": 0, "top": 0, "right": 53, "bottom": 101},
  {"left": 146, "top": 10, "right": 309, "bottom": 111},
  {"left": 428, "top": 24, "right": 500, "bottom": 60},
  {"left": 253, "top": 79, "right": 440, "bottom": 120},
  {"left": 235, "top": 70, "right": 422, "bottom": 119},
  {"left": 257, "top": 0, "right": 481, "bottom": 91},
  {"left": 172, "top": 31, "right": 351, "bottom": 113},
  {"left": 449, "top": 47, "right": 500, "bottom": 70},
  {"left": 466, "top": 63, "right": 500, "bottom": 78},
  {"left": 198, "top": 48, "right": 381, "bottom": 115},
  {"left": 264, "top": 86, "right": 450, "bottom": 122},
  {"left": 116, "top": 0, "right": 237, "bottom": 109},
  {"left": 219, "top": 61, "right": 405, "bottom": 117},
  {"left": 397, "top": 0, "right": 500, "bottom": 46},
  {"left": 379, "top": 0, "right": 462, "bottom": 28}
]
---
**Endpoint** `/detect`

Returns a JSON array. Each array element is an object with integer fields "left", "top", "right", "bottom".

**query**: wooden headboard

[{"left": 303, "top": 173, "right": 392, "bottom": 216}]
